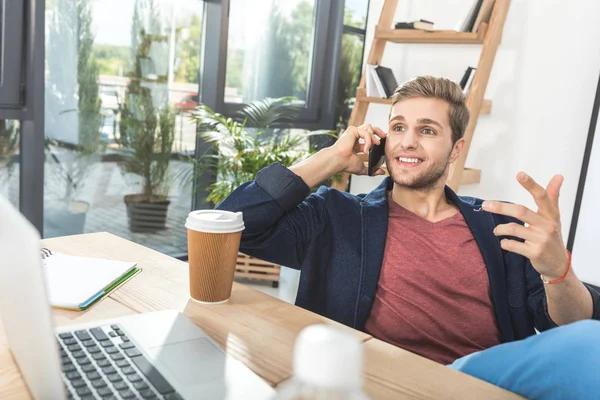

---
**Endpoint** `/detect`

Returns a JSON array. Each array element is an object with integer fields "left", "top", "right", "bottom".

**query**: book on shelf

[
  {"left": 366, "top": 64, "right": 385, "bottom": 98},
  {"left": 460, "top": 66, "right": 477, "bottom": 95},
  {"left": 394, "top": 19, "right": 434, "bottom": 31},
  {"left": 455, "top": 0, "right": 483, "bottom": 32},
  {"left": 365, "top": 64, "right": 398, "bottom": 99},
  {"left": 375, "top": 66, "right": 399, "bottom": 98},
  {"left": 472, "top": 0, "right": 495, "bottom": 33}
]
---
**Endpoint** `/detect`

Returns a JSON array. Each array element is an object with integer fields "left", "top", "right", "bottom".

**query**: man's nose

[{"left": 400, "top": 129, "right": 418, "bottom": 149}]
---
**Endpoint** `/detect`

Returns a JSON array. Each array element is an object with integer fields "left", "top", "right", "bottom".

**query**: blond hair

[{"left": 391, "top": 76, "right": 469, "bottom": 144}]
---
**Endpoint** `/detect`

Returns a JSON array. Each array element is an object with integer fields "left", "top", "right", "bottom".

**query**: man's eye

[
  {"left": 422, "top": 127, "right": 435, "bottom": 135},
  {"left": 392, "top": 125, "right": 405, "bottom": 132}
]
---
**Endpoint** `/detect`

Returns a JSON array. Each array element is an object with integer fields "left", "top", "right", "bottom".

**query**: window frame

[
  {"left": 0, "top": 0, "right": 27, "bottom": 116},
  {"left": 0, "top": 0, "right": 45, "bottom": 233}
]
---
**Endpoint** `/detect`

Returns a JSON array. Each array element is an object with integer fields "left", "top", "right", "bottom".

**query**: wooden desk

[
  {"left": 362, "top": 338, "right": 521, "bottom": 400},
  {"left": 0, "top": 233, "right": 521, "bottom": 399}
]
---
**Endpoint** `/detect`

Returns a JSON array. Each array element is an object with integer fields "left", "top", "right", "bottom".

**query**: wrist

[
  {"left": 321, "top": 146, "right": 346, "bottom": 176},
  {"left": 290, "top": 147, "right": 344, "bottom": 188},
  {"left": 541, "top": 250, "right": 572, "bottom": 284}
]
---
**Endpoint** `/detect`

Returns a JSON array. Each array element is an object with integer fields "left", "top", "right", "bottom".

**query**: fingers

[
  {"left": 482, "top": 201, "right": 545, "bottom": 226},
  {"left": 356, "top": 124, "right": 386, "bottom": 154},
  {"left": 546, "top": 174, "right": 564, "bottom": 209},
  {"left": 355, "top": 159, "right": 369, "bottom": 175},
  {"left": 343, "top": 124, "right": 386, "bottom": 155},
  {"left": 516, "top": 172, "right": 558, "bottom": 217},
  {"left": 357, "top": 125, "right": 379, "bottom": 154},
  {"left": 499, "top": 239, "right": 536, "bottom": 260},
  {"left": 372, "top": 126, "right": 387, "bottom": 139},
  {"left": 342, "top": 126, "right": 369, "bottom": 155},
  {"left": 357, "top": 126, "right": 373, "bottom": 154},
  {"left": 493, "top": 222, "right": 540, "bottom": 242}
]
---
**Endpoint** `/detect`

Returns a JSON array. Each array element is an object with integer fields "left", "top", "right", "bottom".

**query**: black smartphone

[{"left": 368, "top": 137, "right": 386, "bottom": 176}]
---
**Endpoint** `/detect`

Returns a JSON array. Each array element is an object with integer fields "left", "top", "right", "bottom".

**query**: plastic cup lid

[
  {"left": 293, "top": 324, "right": 363, "bottom": 390},
  {"left": 185, "top": 210, "right": 245, "bottom": 233}
]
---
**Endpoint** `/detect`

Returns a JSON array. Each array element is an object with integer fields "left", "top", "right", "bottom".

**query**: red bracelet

[{"left": 541, "top": 250, "right": 572, "bottom": 284}]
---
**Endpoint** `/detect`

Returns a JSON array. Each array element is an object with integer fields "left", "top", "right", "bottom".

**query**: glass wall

[
  {"left": 225, "top": 0, "right": 317, "bottom": 105},
  {"left": 44, "top": 0, "right": 203, "bottom": 257},
  {"left": 0, "top": 120, "right": 19, "bottom": 208}
]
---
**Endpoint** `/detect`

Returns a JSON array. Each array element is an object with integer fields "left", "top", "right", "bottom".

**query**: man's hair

[{"left": 390, "top": 76, "right": 470, "bottom": 145}]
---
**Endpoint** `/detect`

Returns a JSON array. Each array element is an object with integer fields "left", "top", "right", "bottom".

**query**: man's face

[{"left": 385, "top": 97, "right": 464, "bottom": 191}]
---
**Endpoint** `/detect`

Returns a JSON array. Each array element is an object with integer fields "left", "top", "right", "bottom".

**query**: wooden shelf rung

[
  {"left": 480, "top": 99, "right": 492, "bottom": 114},
  {"left": 375, "top": 26, "right": 486, "bottom": 45},
  {"left": 461, "top": 168, "right": 481, "bottom": 185},
  {"left": 355, "top": 89, "right": 492, "bottom": 115},
  {"left": 357, "top": 96, "right": 392, "bottom": 105}
]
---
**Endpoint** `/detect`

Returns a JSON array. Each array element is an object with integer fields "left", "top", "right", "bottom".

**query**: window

[
  {"left": 6, "top": 0, "right": 367, "bottom": 251},
  {"left": 225, "top": 0, "right": 317, "bottom": 106},
  {"left": 0, "top": 120, "right": 19, "bottom": 207},
  {"left": 43, "top": 0, "right": 204, "bottom": 257},
  {"left": 214, "top": 0, "right": 339, "bottom": 127}
]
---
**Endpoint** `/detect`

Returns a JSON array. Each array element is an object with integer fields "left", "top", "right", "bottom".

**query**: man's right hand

[
  {"left": 289, "top": 124, "right": 387, "bottom": 188},
  {"left": 330, "top": 124, "right": 387, "bottom": 176}
]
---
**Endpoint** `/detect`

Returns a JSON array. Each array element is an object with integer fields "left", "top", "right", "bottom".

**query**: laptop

[{"left": 0, "top": 195, "right": 275, "bottom": 400}]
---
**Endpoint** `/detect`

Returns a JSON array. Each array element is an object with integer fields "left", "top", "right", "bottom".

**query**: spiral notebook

[{"left": 41, "top": 248, "right": 140, "bottom": 311}]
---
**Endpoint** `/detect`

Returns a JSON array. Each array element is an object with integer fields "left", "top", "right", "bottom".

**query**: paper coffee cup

[{"left": 185, "top": 210, "right": 245, "bottom": 304}]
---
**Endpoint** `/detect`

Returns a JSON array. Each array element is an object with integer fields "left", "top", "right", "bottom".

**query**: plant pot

[{"left": 124, "top": 194, "right": 170, "bottom": 233}]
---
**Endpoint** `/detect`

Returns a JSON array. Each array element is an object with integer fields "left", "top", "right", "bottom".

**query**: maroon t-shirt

[{"left": 364, "top": 198, "right": 501, "bottom": 364}]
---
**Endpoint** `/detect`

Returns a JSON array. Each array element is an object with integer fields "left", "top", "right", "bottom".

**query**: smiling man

[{"left": 215, "top": 76, "right": 600, "bottom": 397}]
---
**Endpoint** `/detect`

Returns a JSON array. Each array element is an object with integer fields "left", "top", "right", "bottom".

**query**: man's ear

[{"left": 449, "top": 138, "right": 466, "bottom": 163}]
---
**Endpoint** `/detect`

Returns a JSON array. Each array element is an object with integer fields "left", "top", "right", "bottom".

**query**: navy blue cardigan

[{"left": 216, "top": 163, "right": 600, "bottom": 342}]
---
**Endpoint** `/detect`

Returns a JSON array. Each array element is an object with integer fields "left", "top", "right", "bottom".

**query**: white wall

[{"left": 350, "top": 0, "right": 600, "bottom": 240}]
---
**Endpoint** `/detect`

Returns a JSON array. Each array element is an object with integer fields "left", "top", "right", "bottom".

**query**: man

[{"left": 216, "top": 76, "right": 600, "bottom": 397}]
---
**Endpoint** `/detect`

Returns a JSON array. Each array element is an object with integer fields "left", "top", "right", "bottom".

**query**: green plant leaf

[
  {"left": 183, "top": 96, "right": 330, "bottom": 205},
  {"left": 238, "top": 97, "right": 299, "bottom": 128}
]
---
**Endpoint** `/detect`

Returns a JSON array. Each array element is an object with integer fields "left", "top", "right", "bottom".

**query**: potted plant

[
  {"left": 43, "top": 138, "right": 98, "bottom": 238},
  {"left": 185, "top": 97, "right": 333, "bottom": 204},
  {"left": 118, "top": 98, "right": 175, "bottom": 232},
  {"left": 182, "top": 97, "right": 333, "bottom": 287},
  {"left": 116, "top": 24, "right": 176, "bottom": 233},
  {"left": 43, "top": 0, "right": 103, "bottom": 237}
]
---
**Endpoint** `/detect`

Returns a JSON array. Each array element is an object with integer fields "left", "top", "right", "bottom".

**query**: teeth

[{"left": 398, "top": 157, "right": 421, "bottom": 164}]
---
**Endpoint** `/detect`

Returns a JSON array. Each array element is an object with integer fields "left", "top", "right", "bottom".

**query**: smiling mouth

[
  {"left": 397, "top": 157, "right": 423, "bottom": 164},
  {"left": 394, "top": 156, "right": 425, "bottom": 168}
]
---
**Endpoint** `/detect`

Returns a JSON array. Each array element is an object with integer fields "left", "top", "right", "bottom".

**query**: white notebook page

[{"left": 43, "top": 253, "right": 136, "bottom": 308}]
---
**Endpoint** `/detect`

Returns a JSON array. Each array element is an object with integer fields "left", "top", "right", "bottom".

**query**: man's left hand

[{"left": 483, "top": 172, "right": 570, "bottom": 280}]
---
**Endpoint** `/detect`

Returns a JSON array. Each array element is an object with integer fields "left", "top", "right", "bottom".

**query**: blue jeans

[{"left": 449, "top": 320, "right": 600, "bottom": 400}]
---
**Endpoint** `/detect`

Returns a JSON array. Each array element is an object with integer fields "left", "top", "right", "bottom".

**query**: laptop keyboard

[{"left": 57, "top": 324, "right": 184, "bottom": 400}]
